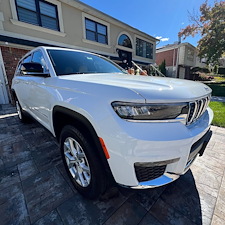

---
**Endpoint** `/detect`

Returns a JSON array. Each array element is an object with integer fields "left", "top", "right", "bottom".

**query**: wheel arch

[
  {"left": 11, "top": 89, "right": 17, "bottom": 104},
  {"left": 52, "top": 105, "right": 113, "bottom": 176}
]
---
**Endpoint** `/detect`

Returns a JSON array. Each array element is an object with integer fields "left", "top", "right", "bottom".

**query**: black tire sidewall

[
  {"left": 60, "top": 125, "right": 106, "bottom": 199},
  {"left": 15, "top": 98, "right": 27, "bottom": 123}
]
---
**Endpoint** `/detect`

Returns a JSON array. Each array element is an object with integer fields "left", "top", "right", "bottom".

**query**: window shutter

[
  {"left": 97, "top": 24, "right": 106, "bottom": 35},
  {"left": 16, "top": 0, "right": 38, "bottom": 25},
  {"left": 16, "top": 0, "right": 36, "bottom": 11},
  {"left": 86, "top": 19, "right": 96, "bottom": 32},
  {"left": 85, "top": 18, "right": 108, "bottom": 44},
  {"left": 40, "top": 1, "right": 58, "bottom": 30},
  {"left": 16, "top": 0, "right": 59, "bottom": 31}
]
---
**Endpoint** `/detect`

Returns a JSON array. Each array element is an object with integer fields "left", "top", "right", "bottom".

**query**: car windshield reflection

[{"left": 47, "top": 49, "right": 126, "bottom": 76}]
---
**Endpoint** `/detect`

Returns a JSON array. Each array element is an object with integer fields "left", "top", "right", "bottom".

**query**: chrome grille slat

[
  {"left": 201, "top": 97, "right": 208, "bottom": 116},
  {"left": 200, "top": 98, "right": 206, "bottom": 117},
  {"left": 206, "top": 96, "right": 210, "bottom": 110},
  {"left": 196, "top": 99, "right": 204, "bottom": 119},
  {"left": 186, "top": 95, "right": 211, "bottom": 125},
  {"left": 189, "top": 101, "right": 198, "bottom": 124}
]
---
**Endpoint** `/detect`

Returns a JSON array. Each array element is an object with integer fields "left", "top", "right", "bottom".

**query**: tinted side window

[
  {"left": 23, "top": 55, "right": 32, "bottom": 63},
  {"left": 32, "top": 51, "right": 47, "bottom": 72}
]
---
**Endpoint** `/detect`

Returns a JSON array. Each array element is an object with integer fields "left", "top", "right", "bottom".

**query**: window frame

[
  {"left": 136, "top": 37, "right": 153, "bottom": 59},
  {"left": 82, "top": 13, "right": 110, "bottom": 47},
  {"left": 85, "top": 18, "right": 108, "bottom": 45},
  {"left": 118, "top": 34, "right": 132, "bottom": 49},
  {"left": 14, "top": 0, "right": 60, "bottom": 31}
]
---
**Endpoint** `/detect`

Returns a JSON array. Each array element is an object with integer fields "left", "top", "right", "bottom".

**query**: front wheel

[{"left": 60, "top": 125, "right": 107, "bottom": 199}]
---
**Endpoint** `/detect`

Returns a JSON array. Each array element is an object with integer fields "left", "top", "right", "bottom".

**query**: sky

[{"left": 79, "top": 0, "right": 215, "bottom": 48}]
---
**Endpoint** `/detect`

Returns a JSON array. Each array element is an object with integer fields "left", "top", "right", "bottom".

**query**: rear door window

[{"left": 16, "top": 54, "right": 32, "bottom": 76}]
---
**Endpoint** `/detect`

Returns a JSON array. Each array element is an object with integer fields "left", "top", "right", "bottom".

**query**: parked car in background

[{"left": 12, "top": 47, "right": 213, "bottom": 199}]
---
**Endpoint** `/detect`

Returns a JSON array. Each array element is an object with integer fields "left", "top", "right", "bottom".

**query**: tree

[
  {"left": 158, "top": 59, "right": 167, "bottom": 76},
  {"left": 178, "top": 0, "right": 225, "bottom": 64},
  {"left": 213, "top": 64, "right": 218, "bottom": 74}
]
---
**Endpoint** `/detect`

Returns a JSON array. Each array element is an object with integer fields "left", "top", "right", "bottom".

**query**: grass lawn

[
  {"left": 213, "top": 76, "right": 225, "bottom": 82},
  {"left": 206, "top": 82, "right": 225, "bottom": 97},
  {"left": 209, "top": 101, "right": 225, "bottom": 128}
]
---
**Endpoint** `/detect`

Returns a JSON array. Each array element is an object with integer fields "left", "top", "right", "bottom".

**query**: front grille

[
  {"left": 134, "top": 165, "right": 166, "bottom": 182},
  {"left": 186, "top": 95, "right": 210, "bottom": 125}
]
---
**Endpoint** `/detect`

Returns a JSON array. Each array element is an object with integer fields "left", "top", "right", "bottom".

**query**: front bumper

[
  {"left": 129, "top": 129, "right": 212, "bottom": 189},
  {"left": 103, "top": 107, "right": 213, "bottom": 187}
]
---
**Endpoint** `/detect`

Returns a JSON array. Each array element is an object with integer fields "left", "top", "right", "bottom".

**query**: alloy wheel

[
  {"left": 16, "top": 101, "right": 22, "bottom": 120},
  {"left": 63, "top": 137, "right": 91, "bottom": 187}
]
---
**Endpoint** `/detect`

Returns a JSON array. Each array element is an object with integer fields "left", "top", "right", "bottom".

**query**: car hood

[{"left": 58, "top": 73, "right": 212, "bottom": 103}]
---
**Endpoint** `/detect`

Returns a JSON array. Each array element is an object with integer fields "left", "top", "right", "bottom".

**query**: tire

[
  {"left": 15, "top": 97, "right": 30, "bottom": 123},
  {"left": 60, "top": 125, "right": 107, "bottom": 199}
]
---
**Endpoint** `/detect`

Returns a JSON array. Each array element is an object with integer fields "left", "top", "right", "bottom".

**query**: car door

[
  {"left": 14, "top": 54, "right": 33, "bottom": 110},
  {"left": 27, "top": 50, "right": 52, "bottom": 127}
]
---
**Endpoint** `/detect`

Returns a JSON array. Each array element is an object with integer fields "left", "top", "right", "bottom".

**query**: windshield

[{"left": 47, "top": 49, "right": 125, "bottom": 76}]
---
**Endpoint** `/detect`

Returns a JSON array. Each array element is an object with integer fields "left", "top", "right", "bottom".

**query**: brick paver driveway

[{"left": 0, "top": 104, "right": 225, "bottom": 225}]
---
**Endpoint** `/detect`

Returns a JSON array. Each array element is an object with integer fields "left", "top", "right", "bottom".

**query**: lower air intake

[{"left": 134, "top": 164, "right": 166, "bottom": 182}]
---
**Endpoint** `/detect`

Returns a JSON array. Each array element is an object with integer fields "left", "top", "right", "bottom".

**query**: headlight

[{"left": 112, "top": 102, "right": 189, "bottom": 120}]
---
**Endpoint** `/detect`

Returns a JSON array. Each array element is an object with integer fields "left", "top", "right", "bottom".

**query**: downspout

[
  {"left": 176, "top": 37, "right": 182, "bottom": 78},
  {"left": 176, "top": 45, "right": 180, "bottom": 78},
  {"left": 173, "top": 46, "right": 176, "bottom": 77}
]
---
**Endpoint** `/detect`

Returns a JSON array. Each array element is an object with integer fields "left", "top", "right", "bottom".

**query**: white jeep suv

[{"left": 12, "top": 47, "right": 213, "bottom": 199}]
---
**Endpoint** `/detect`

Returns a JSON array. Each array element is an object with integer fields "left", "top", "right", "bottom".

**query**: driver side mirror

[{"left": 21, "top": 62, "right": 50, "bottom": 77}]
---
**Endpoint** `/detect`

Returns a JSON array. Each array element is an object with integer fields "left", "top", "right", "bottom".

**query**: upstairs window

[
  {"left": 15, "top": 0, "right": 59, "bottom": 31},
  {"left": 136, "top": 38, "right": 153, "bottom": 59},
  {"left": 187, "top": 48, "right": 195, "bottom": 62},
  {"left": 118, "top": 34, "right": 132, "bottom": 48},
  {"left": 85, "top": 18, "right": 108, "bottom": 44}
]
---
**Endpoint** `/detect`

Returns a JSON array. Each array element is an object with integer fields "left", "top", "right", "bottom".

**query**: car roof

[
  {"left": 40, "top": 46, "right": 96, "bottom": 55},
  {"left": 19, "top": 46, "right": 101, "bottom": 64}
]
